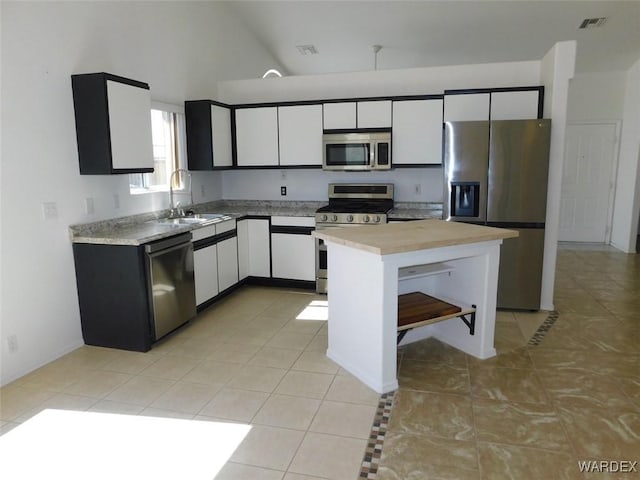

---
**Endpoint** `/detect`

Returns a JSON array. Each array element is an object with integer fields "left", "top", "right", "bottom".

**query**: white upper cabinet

[
  {"left": 357, "top": 100, "right": 392, "bottom": 128},
  {"left": 443, "top": 93, "right": 490, "bottom": 122},
  {"left": 278, "top": 104, "right": 323, "bottom": 166},
  {"left": 72, "top": 73, "right": 153, "bottom": 174},
  {"left": 323, "top": 102, "right": 356, "bottom": 129},
  {"left": 107, "top": 80, "right": 154, "bottom": 171},
  {"left": 392, "top": 99, "right": 443, "bottom": 165},
  {"left": 211, "top": 104, "right": 233, "bottom": 167},
  {"left": 323, "top": 100, "right": 392, "bottom": 129},
  {"left": 235, "top": 107, "right": 279, "bottom": 167},
  {"left": 490, "top": 90, "right": 540, "bottom": 120}
]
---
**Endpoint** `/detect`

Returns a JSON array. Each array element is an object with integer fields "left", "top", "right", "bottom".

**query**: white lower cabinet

[
  {"left": 192, "top": 219, "right": 238, "bottom": 307},
  {"left": 238, "top": 218, "right": 271, "bottom": 279},
  {"left": 217, "top": 236, "right": 239, "bottom": 292},
  {"left": 271, "top": 216, "right": 315, "bottom": 282},
  {"left": 271, "top": 234, "right": 315, "bottom": 281},
  {"left": 194, "top": 245, "right": 218, "bottom": 306},
  {"left": 194, "top": 215, "right": 317, "bottom": 308}
]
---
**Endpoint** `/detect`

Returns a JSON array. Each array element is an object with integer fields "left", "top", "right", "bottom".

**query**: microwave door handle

[{"left": 371, "top": 142, "right": 376, "bottom": 168}]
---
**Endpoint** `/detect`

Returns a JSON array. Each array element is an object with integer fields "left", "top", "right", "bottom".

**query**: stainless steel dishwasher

[{"left": 145, "top": 232, "right": 196, "bottom": 340}]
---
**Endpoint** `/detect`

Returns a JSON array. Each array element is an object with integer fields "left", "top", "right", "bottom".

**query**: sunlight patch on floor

[
  {"left": 0, "top": 409, "right": 251, "bottom": 480},
  {"left": 296, "top": 300, "right": 329, "bottom": 321}
]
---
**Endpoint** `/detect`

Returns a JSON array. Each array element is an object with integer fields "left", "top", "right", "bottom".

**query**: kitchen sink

[
  {"left": 190, "top": 213, "right": 228, "bottom": 221},
  {"left": 155, "top": 217, "right": 207, "bottom": 225},
  {"left": 151, "top": 213, "right": 231, "bottom": 226}
]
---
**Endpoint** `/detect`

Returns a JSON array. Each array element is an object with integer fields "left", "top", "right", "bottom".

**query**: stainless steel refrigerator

[{"left": 443, "top": 119, "right": 551, "bottom": 310}]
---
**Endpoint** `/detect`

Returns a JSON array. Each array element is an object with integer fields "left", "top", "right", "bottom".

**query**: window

[{"left": 129, "top": 102, "right": 187, "bottom": 194}]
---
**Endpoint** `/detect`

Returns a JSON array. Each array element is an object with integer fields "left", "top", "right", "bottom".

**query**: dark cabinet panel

[
  {"left": 185, "top": 100, "right": 233, "bottom": 170},
  {"left": 71, "top": 72, "right": 154, "bottom": 174},
  {"left": 72, "top": 243, "right": 153, "bottom": 351}
]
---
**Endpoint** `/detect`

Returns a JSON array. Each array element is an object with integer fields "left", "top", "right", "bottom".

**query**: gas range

[
  {"left": 315, "top": 183, "right": 394, "bottom": 226},
  {"left": 315, "top": 183, "right": 394, "bottom": 294}
]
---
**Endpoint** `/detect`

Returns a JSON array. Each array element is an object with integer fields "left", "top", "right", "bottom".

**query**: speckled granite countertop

[
  {"left": 389, "top": 202, "right": 443, "bottom": 220},
  {"left": 203, "top": 200, "right": 323, "bottom": 218},
  {"left": 69, "top": 200, "right": 323, "bottom": 246},
  {"left": 69, "top": 200, "right": 442, "bottom": 246},
  {"left": 70, "top": 214, "right": 195, "bottom": 246}
]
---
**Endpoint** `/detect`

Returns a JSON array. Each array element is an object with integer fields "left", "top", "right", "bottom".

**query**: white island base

[{"left": 316, "top": 219, "right": 517, "bottom": 394}]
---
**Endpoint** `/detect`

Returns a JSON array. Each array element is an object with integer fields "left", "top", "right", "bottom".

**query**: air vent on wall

[
  {"left": 579, "top": 17, "right": 608, "bottom": 29},
  {"left": 296, "top": 45, "right": 318, "bottom": 55}
]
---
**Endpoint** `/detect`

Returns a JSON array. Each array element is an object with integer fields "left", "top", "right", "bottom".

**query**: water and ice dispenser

[{"left": 450, "top": 182, "right": 480, "bottom": 218}]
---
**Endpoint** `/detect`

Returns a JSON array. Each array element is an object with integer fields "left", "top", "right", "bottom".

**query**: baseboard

[
  {"left": 0, "top": 338, "right": 85, "bottom": 387},
  {"left": 244, "top": 276, "right": 316, "bottom": 290}
]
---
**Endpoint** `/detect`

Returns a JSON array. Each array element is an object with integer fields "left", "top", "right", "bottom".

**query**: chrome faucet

[{"left": 169, "top": 168, "right": 193, "bottom": 218}]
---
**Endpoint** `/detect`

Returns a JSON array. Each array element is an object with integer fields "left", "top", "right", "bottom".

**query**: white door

[{"left": 559, "top": 123, "right": 618, "bottom": 242}]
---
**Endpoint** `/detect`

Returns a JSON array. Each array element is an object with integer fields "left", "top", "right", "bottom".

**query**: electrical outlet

[
  {"left": 414, "top": 184, "right": 422, "bottom": 195},
  {"left": 42, "top": 202, "right": 58, "bottom": 220},
  {"left": 200, "top": 184, "right": 206, "bottom": 197},
  {"left": 7, "top": 335, "right": 18, "bottom": 354},
  {"left": 281, "top": 186, "right": 287, "bottom": 196},
  {"left": 113, "top": 194, "right": 120, "bottom": 209},
  {"left": 85, "top": 197, "right": 95, "bottom": 215}
]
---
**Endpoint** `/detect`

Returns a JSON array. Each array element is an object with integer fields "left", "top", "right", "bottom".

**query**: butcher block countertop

[{"left": 313, "top": 219, "right": 519, "bottom": 255}]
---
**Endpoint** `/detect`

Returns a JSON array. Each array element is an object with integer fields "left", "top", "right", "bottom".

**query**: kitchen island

[{"left": 313, "top": 219, "right": 518, "bottom": 394}]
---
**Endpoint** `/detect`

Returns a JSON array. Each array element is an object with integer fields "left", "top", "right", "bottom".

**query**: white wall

[
  {"left": 0, "top": 2, "right": 282, "bottom": 386},
  {"left": 219, "top": 60, "right": 541, "bottom": 104},
  {"left": 223, "top": 168, "right": 444, "bottom": 202},
  {"left": 568, "top": 72, "right": 626, "bottom": 122},
  {"left": 539, "top": 41, "right": 576, "bottom": 311},
  {"left": 611, "top": 58, "right": 640, "bottom": 252}
]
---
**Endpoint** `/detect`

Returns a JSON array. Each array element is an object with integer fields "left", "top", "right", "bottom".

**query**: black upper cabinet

[
  {"left": 185, "top": 100, "right": 233, "bottom": 170},
  {"left": 71, "top": 72, "right": 154, "bottom": 174}
]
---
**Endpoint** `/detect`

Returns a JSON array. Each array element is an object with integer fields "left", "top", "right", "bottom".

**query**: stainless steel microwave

[{"left": 322, "top": 130, "right": 391, "bottom": 171}]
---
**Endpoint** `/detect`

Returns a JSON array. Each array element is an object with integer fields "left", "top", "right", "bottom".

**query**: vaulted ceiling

[{"left": 225, "top": 1, "right": 640, "bottom": 76}]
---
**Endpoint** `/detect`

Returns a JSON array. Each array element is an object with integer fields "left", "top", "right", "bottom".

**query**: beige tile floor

[
  {"left": 0, "top": 287, "right": 379, "bottom": 480},
  {"left": 2, "top": 244, "right": 639, "bottom": 479},
  {"left": 379, "top": 244, "right": 640, "bottom": 480}
]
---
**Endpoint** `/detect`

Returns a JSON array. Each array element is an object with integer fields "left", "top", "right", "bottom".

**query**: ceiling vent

[
  {"left": 296, "top": 45, "right": 318, "bottom": 55},
  {"left": 579, "top": 17, "right": 608, "bottom": 29}
]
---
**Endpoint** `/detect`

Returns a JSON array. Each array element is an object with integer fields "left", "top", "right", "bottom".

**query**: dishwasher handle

[{"left": 144, "top": 232, "right": 192, "bottom": 254}]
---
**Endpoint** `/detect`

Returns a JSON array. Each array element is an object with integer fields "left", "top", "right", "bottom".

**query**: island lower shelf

[{"left": 397, "top": 292, "right": 477, "bottom": 342}]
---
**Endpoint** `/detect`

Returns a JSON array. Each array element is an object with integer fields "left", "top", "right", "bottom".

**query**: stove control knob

[
  {"left": 373, "top": 215, "right": 381, "bottom": 223},
  {"left": 347, "top": 215, "right": 354, "bottom": 223},
  {"left": 363, "top": 215, "right": 370, "bottom": 223},
  {"left": 320, "top": 214, "right": 328, "bottom": 222},
  {"left": 331, "top": 215, "right": 338, "bottom": 222}
]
